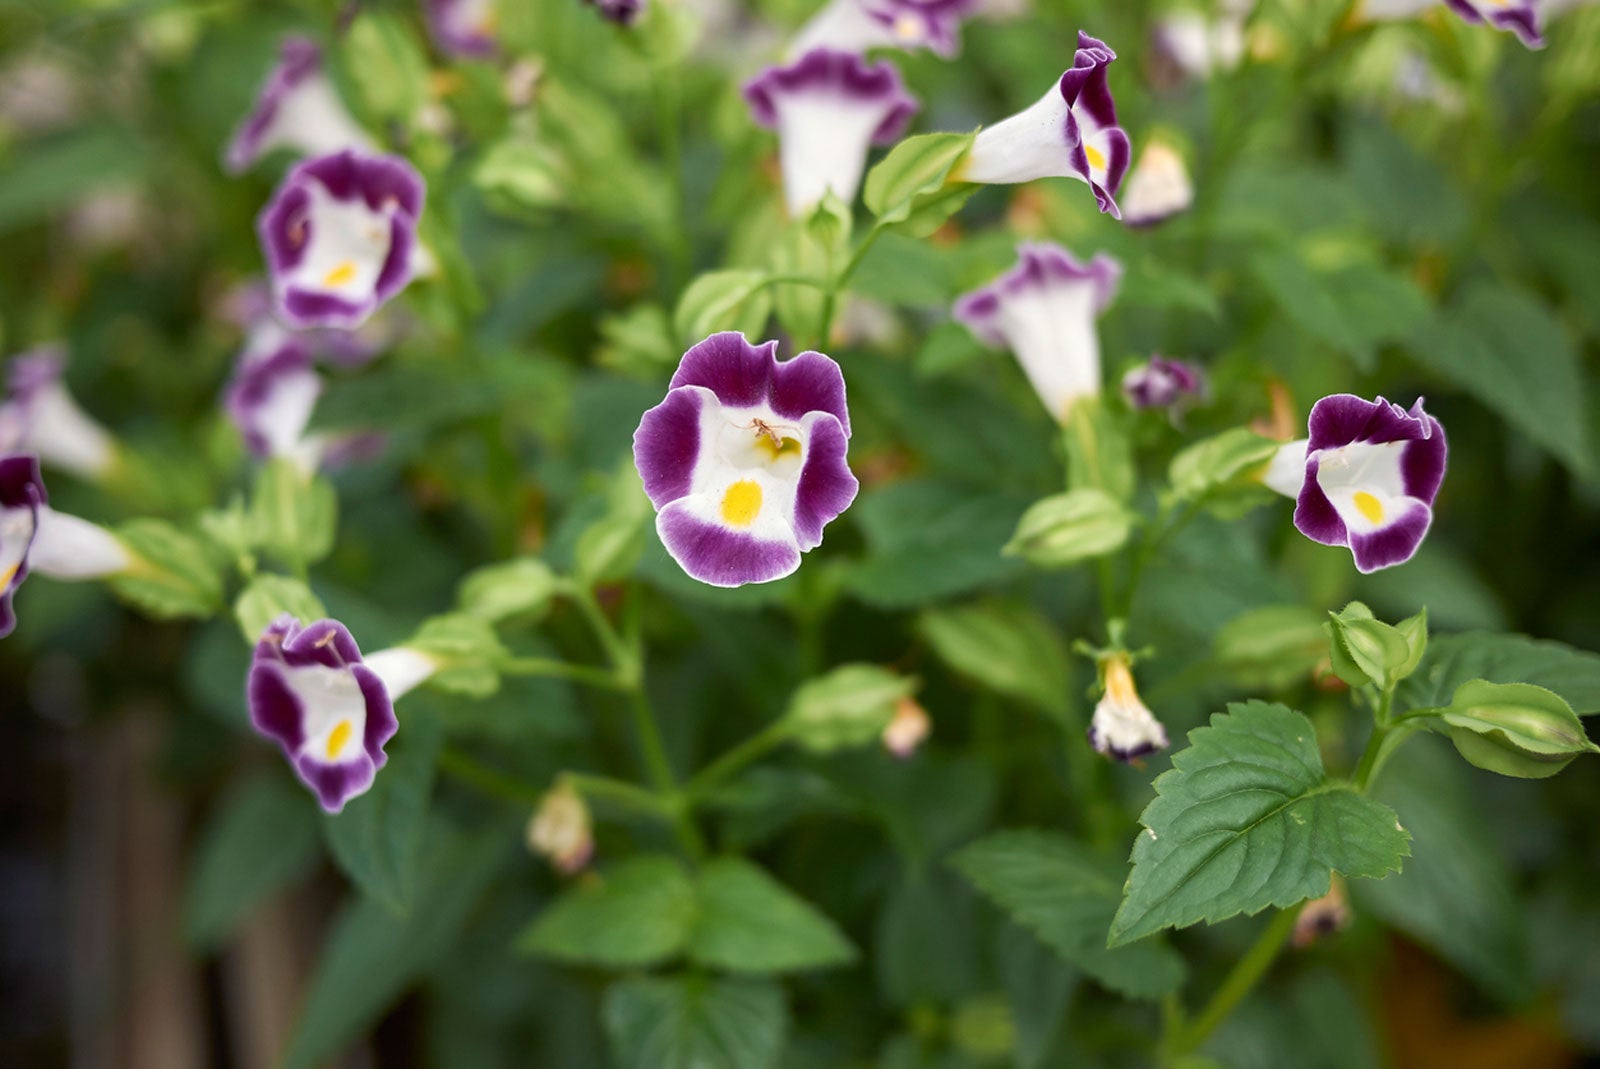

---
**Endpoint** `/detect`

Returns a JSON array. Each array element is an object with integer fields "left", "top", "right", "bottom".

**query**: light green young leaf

[
  {"left": 403, "top": 613, "right": 507, "bottom": 697},
  {"left": 953, "top": 831, "right": 1186, "bottom": 999},
  {"left": 1325, "top": 601, "right": 1414, "bottom": 690},
  {"left": 1435, "top": 680, "right": 1597, "bottom": 779},
  {"left": 783, "top": 663, "right": 915, "bottom": 752},
  {"left": 234, "top": 574, "right": 327, "bottom": 644},
  {"left": 603, "top": 974, "right": 787, "bottom": 1069},
  {"left": 1063, "top": 397, "right": 1135, "bottom": 502},
  {"left": 109, "top": 519, "right": 225, "bottom": 620},
  {"left": 1213, "top": 605, "right": 1329, "bottom": 691},
  {"left": 342, "top": 11, "right": 430, "bottom": 123},
  {"left": 1110, "top": 701, "right": 1411, "bottom": 946},
  {"left": 674, "top": 270, "right": 773, "bottom": 346},
  {"left": 518, "top": 855, "right": 697, "bottom": 967},
  {"left": 1003, "top": 489, "right": 1137, "bottom": 569},
  {"left": 689, "top": 858, "right": 857, "bottom": 973},
  {"left": 456, "top": 557, "right": 558, "bottom": 624},
  {"left": 1167, "top": 428, "right": 1280, "bottom": 507},
  {"left": 916, "top": 603, "right": 1071, "bottom": 719},
  {"left": 251, "top": 459, "right": 338, "bottom": 570},
  {"left": 475, "top": 138, "right": 566, "bottom": 213},
  {"left": 862, "top": 132, "right": 976, "bottom": 231},
  {"left": 1399, "top": 631, "right": 1600, "bottom": 715}
]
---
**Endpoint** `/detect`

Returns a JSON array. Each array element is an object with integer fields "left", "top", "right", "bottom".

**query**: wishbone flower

[
  {"left": 249, "top": 614, "right": 439, "bottom": 812},
  {"left": 744, "top": 48, "right": 920, "bottom": 216},
  {"left": 223, "top": 330, "right": 385, "bottom": 474},
  {"left": 954, "top": 30, "right": 1130, "bottom": 218},
  {"left": 424, "top": 0, "right": 500, "bottom": 58},
  {"left": 258, "top": 150, "right": 426, "bottom": 331},
  {"left": 788, "top": 0, "right": 977, "bottom": 58},
  {"left": 1262, "top": 394, "right": 1448, "bottom": 574},
  {"left": 0, "top": 347, "right": 119, "bottom": 482},
  {"left": 633, "top": 332, "right": 859, "bottom": 587},
  {"left": 224, "top": 36, "right": 375, "bottom": 175},
  {"left": 1443, "top": 0, "right": 1542, "bottom": 47},
  {"left": 1120, "top": 140, "right": 1194, "bottom": 228},
  {"left": 953, "top": 242, "right": 1122, "bottom": 422},
  {"left": 1090, "top": 652, "right": 1168, "bottom": 762},
  {"left": 1122, "top": 356, "right": 1206, "bottom": 412}
]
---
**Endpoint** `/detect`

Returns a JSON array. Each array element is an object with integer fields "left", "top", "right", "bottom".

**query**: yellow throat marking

[
  {"left": 322, "top": 261, "right": 358, "bottom": 287},
  {"left": 0, "top": 564, "right": 16, "bottom": 588},
  {"left": 1352, "top": 491, "right": 1384, "bottom": 524},
  {"left": 755, "top": 435, "right": 801, "bottom": 461},
  {"left": 326, "top": 720, "right": 354, "bottom": 760},
  {"left": 720, "top": 480, "right": 763, "bottom": 528},
  {"left": 1084, "top": 144, "right": 1108, "bottom": 172}
]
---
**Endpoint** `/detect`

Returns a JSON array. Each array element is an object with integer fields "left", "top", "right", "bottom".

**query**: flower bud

[
  {"left": 527, "top": 780, "right": 595, "bottom": 875},
  {"left": 882, "top": 696, "right": 931, "bottom": 758}
]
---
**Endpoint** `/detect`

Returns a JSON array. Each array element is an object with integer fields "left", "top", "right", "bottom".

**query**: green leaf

[
  {"left": 251, "top": 460, "right": 338, "bottom": 570},
  {"left": 1003, "top": 489, "right": 1137, "bottom": 569},
  {"left": 916, "top": 603, "right": 1072, "bottom": 718},
  {"left": 109, "top": 519, "right": 225, "bottom": 619},
  {"left": 1213, "top": 605, "right": 1329, "bottom": 691},
  {"left": 455, "top": 557, "right": 558, "bottom": 624},
  {"left": 474, "top": 137, "right": 566, "bottom": 213},
  {"left": 783, "top": 663, "right": 915, "bottom": 753},
  {"left": 342, "top": 11, "right": 429, "bottom": 123},
  {"left": 183, "top": 774, "right": 321, "bottom": 951},
  {"left": 234, "top": 574, "right": 327, "bottom": 644},
  {"left": 603, "top": 974, "right": 787, "bottom": 1069},
  {"left": 1434, "top": 680, "right": 1597, "bottom": 779},
  {"left": 0, "top": 125, "right": 150, "bottom": 234},
  {"left": 771, "top": 195, "right": 849, "bottom": 344},
  {"left": 518, "top": 855, "right": 697, "bottom": 967},
  {"left": 322, "top": 716, "right": 443, "bottom": 914},
  {"left": 953, "top": 831, "right": 1186, "bottom": 999},
  {"left": 689, "top": 858, "right": 856, "bottom": 973},
  {"left": 674, "top": 269, "right": 773, "bottom": 346},
  {"left": 1325, "top": 601, "right": 1414, "bottom": 690},
  {"left": 1399, "top": 631, "right": 1600, "bottom": 715},
  {"left": 1062, "top": 397, "right": 1134, "bottom": 502},
  {"left": 1167, "top": 428, "right": 1279, "bottom": 508},
  {"left": 403, "top": 614, "right": 508, "bottom": 697},
  {"left": 994, "top": 923, "right": 1077, "bottom": 1069},
  {"left": 862, "top": 132, "right": 976, "bottom": 232},
  {"left": 575, "top": 511, "right": 648, "bottom": 585},
  {"left": 1110, "top": 701, "right": 1411, "bottom": 946}
]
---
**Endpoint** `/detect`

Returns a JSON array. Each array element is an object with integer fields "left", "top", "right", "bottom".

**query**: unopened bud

[
  {"left": 882, "top": 697, "right": 931, "bottom": 758},
  {"left": 526, "top": 779, "right": 594, "bottom": 875}
]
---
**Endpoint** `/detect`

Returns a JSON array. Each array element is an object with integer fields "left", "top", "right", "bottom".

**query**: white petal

[
  {"left": 991, "top": 283, "right": 1102, "bottom": 419},
  {"left": 776, "top": 95, "right": 893, "bottom": 216},
  {"left": 0, "top": 505, "right": 35, "bottom": 583},
  {"left": 261, "top": 73, "right": 375, "bottom": 161},
  {"left": 284, "top": 663, "right": 369, "bottom": 762},
  {"left": 1313, "top": 439, "right": 1413, "bottom": 535},
  {"left": 365, "top": 647, "right": 438, "bottom": 702},
  {"left": 1261, "top": 439, "right": 1309, "bottom": 499},
  {"left": 283, "top": 181, "right": 396, "bottom": 303},
  {"left": 1121, "top": 142, "right": 1194, "bottom": 224},
  {"left": 962, "top": 85, "right": 1076, "bottom": 185},
  {"left": 27, "top": 508, "right": 132, "bottom": 579},
  {"left": 788, "top": 0, "right": 896, "bottom": 57},
  {"left": 22, "top": 384, "right": 116, "bottom": 480}
]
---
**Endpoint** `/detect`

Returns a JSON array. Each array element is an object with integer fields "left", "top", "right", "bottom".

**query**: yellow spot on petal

[
  {"left": 895, "top": 15, "right": 920, "bottom": 38},
  {"left": 755, "top": 435, "right": 802, "bottom": 461},
  {"left": 326, "top": 720, "right": 354, "bottom": 760},
  {"left": 1353, "top": 491, "right": 1384, "bottom": 524},
  {"left": 1084, "top": 143, "right": 1108, "bottom": 172},
  {"left": 322, "top": 261, "right": 358, "bottom": 287},
  {"left": 720, "top": 479, "right": 763, "bottom": 528},
  {"left": 0, "top": 564, "right": 16, "bottom": 588}
]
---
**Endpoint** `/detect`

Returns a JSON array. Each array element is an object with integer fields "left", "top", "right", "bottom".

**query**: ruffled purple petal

[
  {"left": 953, "top": 243, "right": 1123, "bottom": 347},
  {"left": 248, "top": 660, "right": 308, "bottom": 751},
  {"left": 224, "top": 336, "right": 318, "bottom": 459},
  {"left": 355, "top": 664, "right": 399, "bottom": 769},
  {"left": 792, "top": 414, "right": 859, "bottom": 550},
  {"left": 1059, "top": 31, "right": 1120, "bottom": 130},
  {"left": 424, "top": 0, "right": 499, "bottom": 58},
  {"left": 0, "top": 454, "right": 46, "bottom": 640},
  {"left": 634, "top": 387, "right": 704, "bottom": 510},
  {"left": 255, "top": 613, "right": 366, "bottom": 672},
  {"left": 295, "top": 150, "right": 426, "bottom": 218},
  {"left": 584, "top": 0, "right": 644, "bottom": 26},
  {"left": 1122, "top": 356, "right": 1205, "bottom": 410},
  {"left": 294, "top": 754, "right": 378, "bottom": 813},
  {"left": 657, "top": 503, "right": 801, "bottom": 587},
  {"left": 669, "top": 332, "right": 852, "bottom": 435},
  {"left": 1444, "top": 0, "right": 1543, "bottom": 46},
  {"left": 1348, "top": 500, "right": 1432, "bottom": 574},
  {"left": 861, "top": 0, "right": 977, "bottom": 56},
  {"left": 1292, "top": 456, "right": 1347, "bottom": 548},
  {"left": 744, "top": 49, "right": 919, "bottom": 146},
  {"left": 225, "top": 36, "right": 323, "bottom": 174}
]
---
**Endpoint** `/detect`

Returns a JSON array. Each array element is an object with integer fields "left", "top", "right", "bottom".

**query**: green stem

[
  {"left": 1168, "top": 909, "right": 1298, "bottom": 1058},
  {"left": 817, "top": 220, "right": 889, "bottom": 345},
  {"left": 687, "top": 721, "right": 793, "bottom": 799},
  {"left": 438, "top": 747, "right": 544, "bottom": 805},
  {"left": 567, "top": 772, "right": 675, "bottom": 816},
  {"left": 568, "top": 584, "right": 637, "bottom": 685},
  {"left": 498, "top": 656, "right": 627, "bottom": 692}
]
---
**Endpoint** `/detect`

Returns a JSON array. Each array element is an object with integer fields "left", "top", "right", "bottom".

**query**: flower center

[
  {"left": 1084, "top": 143, "right": 1108, "bottom": 172},
  {"left": 1352, "top": 491, "right": 1384, "bottom": 524},
  {"left": 326, "top": 719, "right": 354, "bottom": 760},
  {"left": 0, "top": 564, "right": 16, "bottom": 588},
  {"left": 720, "top": 479, "right": 763, "bottom": 527},
  {"left": 322, "top": 261, "right": 358, "bottom": 287}
]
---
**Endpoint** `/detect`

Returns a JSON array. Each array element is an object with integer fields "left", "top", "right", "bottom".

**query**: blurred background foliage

[{"left": 0, "top": 0, "right": 1598, "bottom": 1065}]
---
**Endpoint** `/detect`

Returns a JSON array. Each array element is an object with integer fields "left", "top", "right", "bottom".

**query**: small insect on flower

[
  {"left": 224, "top": 36, "right": 374, "bottom": 175},
  {"left": 953, "top": 31, "right": 1130, "bottom": 218},
  {"left": 1261, "top": 394, "right": 1447, "bottom": 574},
  {"left": 0, "top": 347, "right": 119, "bottom": 482},
  {"left": 424, "top": 0, "right": 501, "bottom": 58},
  {"left": 788, "top": 0, "right": 978, "bottom": 59},
  {"left": 257, "top": 150, "right": 427, "bottom": 331},
  {"left": 633, "top": 332, "right": 859, "bottom": 587},
  {"left": 1089, "top": 653, "right": 1169, "bottom": 762},
  {"left": 527, "top": 779, "right": 595, "bottom": 875}
]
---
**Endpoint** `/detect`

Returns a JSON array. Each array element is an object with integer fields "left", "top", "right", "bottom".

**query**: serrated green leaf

[
  {"left": 456, "top": 557, "right": 557, "bottom": 624},
  {"left": 1168, "top": 428, "right": 1279, "bottom": 506},
  {"left": 1110, "top": 701, "right": 1411, "bottom": 945},
  {"left": 234, "top": 574, "right": 327, "bottom": 644},
  {"left": 1399, "top": 631, "right": 1600, "bottom": 715},
  {"left": 953, "top": 831, "right": 1186, "bottom": 999},
  {"left": 518, "top": 855, "right": 697, "bottom": 967},
  {"left": 602, "top": 973, "right": 787, "bottom": 1069},
  {"left": 1063, "top": 397, "right": 1135, "bottom": 502},
  {"left": 674, "top": 270, "right": 772, "bottom": 345},
  {"left": 689, "top": 858, "right": 856, "bottom": 973},
  {"left": 917, "top": 603, "right": 1071, "bottom": 718}
]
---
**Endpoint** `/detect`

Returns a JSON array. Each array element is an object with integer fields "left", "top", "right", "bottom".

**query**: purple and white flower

[
  {"left": 257, "top": 150, "right": 426, "bottom": 331},
  {"left": 955, "top": 31, "right": 1130, "bottom": 218},
  {"left": 0, "top": 347, "right": 118, "bottom": 482},
  {"left": 224, "top": 333, "right": 324, "bottom": 469},
  {"left": 224, "top": 37, "right": 374, "bottom": 175},
  {"left": 1149, "top": 8, "right": 1247, "bottom": 85},
  {"left": 1262, "top": 395, "right": 1447, "bottom": 574},
  {"left": 0, "top": 456, "right": 44, "bottom": 639},
  {"left": 633, "top": 332, "right": 859, "bottom": 587},
  {"left": 219, "top": 278, "right": 403, "bottom": 368},
  {"left": 953, "top": 243, "right": 1122, "bottom": 422},
  {"left": 1443, "top": 0, "right": 1543, "bottom": 47},
  {"left": 1122, "top": 356, "right": 1205, "bottom": 411},
  {"left": 789, "top": 0, "right": 977, "bottom": 58},
  {"left": 744, "top": 49, "right": 919, "bottom": 216},
  {"left": 583, "top": 0, "right": 645, "bottom": 25},
  {"left": 248, "top": 615, "right": 439, "bottom": 812},
  {"left": 424, "top": 0, "right": 500, "bottom": 57},
  {"left": 1120, "top": 140, "right": 1194, "bottom": 227},
  {"left": 1089, "top": 654, "right": 1168, "bottom": 762}
]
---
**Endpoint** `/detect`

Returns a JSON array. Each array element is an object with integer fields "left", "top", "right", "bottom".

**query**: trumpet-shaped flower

[
  {"left": 224, "top": 333, "right": 324, "bottom": 466},
  {"left": 258, "top": 150, "right": 426, "bottom": 331},
  {"left": 249, "top": 615, "right": 438, "bottom": 812},
  {"left": 1262, "top": 394, "right": 1447, "bottom": 573},
  {"left": 424, "top": 0, "right": 500, "bottom": 57},
  {"left": 633, "top": 332, "right": 859, "bottom": 587},
  {"left": 955, "top": 31, "right": 1130, "bottom": 218},
  {"left": 224, "top": 37, "right": 374, "bottom": 175},
  {"left": 0, "top": 347, "right": 118, "bottom": 481},
  {"left": 1122, "top": 356, "right": 1205, "bottom": 411},
  {"left": 1150, "top": 9, "right": 1247, "bottom": 84},
  {"left": 1120, "top": 140, "right": 1193, "bottom": 227},
  {"left": 1090, "top": 653, "right": 1168, "bottom": 762},
  {"left": 789, "top": 0, "right": 977, "bottom": 58},
  {"left": 953, "top": 242, "right": 1122, "bottom": 421},
  {"left": 744, "top": 49, "right": 919, "bottom": 216}
]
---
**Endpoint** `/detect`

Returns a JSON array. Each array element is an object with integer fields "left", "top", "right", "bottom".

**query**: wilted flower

[
  {"left": 1122, "top": 356, "right": 1205, "bottom": 411},
  {"left": 248, "top": 615, "right": 438, "bottom": 812},
  {"left": 1089, "top": 652, "right": 1168, "bottom": 762},
  {"left": 953, "top": 242, "right": 1122, "bottom": 422},
  {"left": 789, "top": 0, "right": 977, "bottom": 58},
  {"left": 257, "top": 150, "right": 426, "bottom": 331},
  {"left": 1120, "top": 140, "right": 1193, "bottom": 227},
  {"left": 1262, "top": 395, "right": 1447, "bottom": 574},
  {"left": 1293, "top": 877, "right": 1351, "bottom": 948},
  {"left": 1443, "top": 0, "right": 1542, "bottom": 47},
  {"left": 224, "top": 36, "right": 374, "bottom": 175},
  {"left": 744, "top": 49, "right": 919, "bottom": 216},
  {"left": 0, "top": 347, "right": 118, "bottom": 482},
  {"left": 882, "top": 696, "right": 931, "bottom": 758},
  {"left": 955, "top": 31, "right": 1130, "bottom": 218},
  {"left": 527, "top": 779, "right": 595, "bottom": 874},
  {"left": 584, "top": 0, "right": 645, "bottom": 25},
  {"left": 424, "top": 0, "right": 500, "bottom": 57},
  {"left": 633, "top": 332, "right": 859, "bottom": 587}
]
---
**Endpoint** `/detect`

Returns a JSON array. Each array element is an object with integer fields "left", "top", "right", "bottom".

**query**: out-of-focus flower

[
  {"left": 224, "top": 334, "right": 323, "bottom": 469},
  {"left": 424, "top": 0, "right": 500, "bottom": 58},
  {"left": 789, "top": 0, "right": 977, "bottom": 58},
  {"left": 882, "top": 696, "right": 931, "bottom": 757},
  {"left": 0, "top": 347, "right": 119, "bottom": 482},
  {"left": 583, "top": 0, "right": 645, "bottom": 26},
  {"left": 1122, "top": 356, "right": 1206, "bottom": 412},
  {"left": 953, "top": 242, "right": 1122, "bottom": 422},
  {"left": 257, "top": 150, "right": 426, "bottom": 331},
  {"left": 633, "top": 332, "right": 859, "bottom": 587},
  {"left": 0, "top": 455, "right": 135, "bottom": 639},
  {"left": 248, "top": 615, "right": 437, "bottom": 812},
  {"left": 1149, "top": 6, "right": 1248, "bottom": 85},
  {"left": 1443, "top": 0, "right": 1542, "bottom": 47},
  {"left": 744, "top": 49, "right": 919, "bottom": 216},
  {"left": 526, "top": 779, "right": 595, "bottom": 874},
  {"left": 1262, "top": 395, "right": 1447, "bottom": 574},
  {"left": 954, "top": 31, "right": 1130, "bottom": 218},
  {"left": 0, "top": 56, "right": 83, "bottom": 135},
  {"left": 218, "top": 278, "right": 403, "bottom": 368},
  {"left": 1090, "top": 652, "right": 1168, "bottom": 762},
  {"left": 224, "top": 36, "right": 374, "bottom": 175},
  {"left": 1293, "top": 877, "right": 1351, "bottom": 948},
  {"left": 1120, "top": 140, "right": 1193, "bottom": 227}
]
